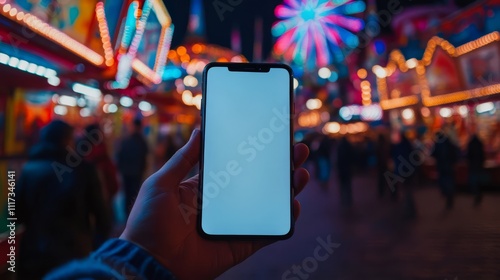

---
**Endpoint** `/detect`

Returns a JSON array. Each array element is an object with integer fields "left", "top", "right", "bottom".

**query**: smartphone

[{"left": 199, "top": 62, "right": 294, "bottom": 239}]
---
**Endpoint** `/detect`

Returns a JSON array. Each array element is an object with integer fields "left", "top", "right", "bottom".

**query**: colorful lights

[
  {"left": 306, "top": 98, "right": 322, "bottom": 110},
  {"left": 72, "top": 83, "right": 102, "bottom": 100},
  {"left": 373, "top": 31, "right": 500, "bottom": 110},
  {"left": 323, "top": 122, "right": 341, "bottom": 134},
  {"left": 401, "top": 108, "right": 414, "bottom": 120},
  {"left": 405, "top": 58, "right": 418, "bottom": 69},
  {"left": 192, "top": 95, "right": 202, "bottom": 110},
  {"left": 439, "top": 107, "right": 453, "bottom": 118},
  {"left": 0, "top": 51, "right": 60, "bottom": 85},
  {"left": 361, "top": 80, "right": 372, "bottom": 106},
  {"left": 323, "top": 122, "right": 368, "bottom": 135},
  {"left": 272, "top": 0, "right": 365, "bottom": 66},
  {"left": 0, "top": 2, "right": 104, "bottom": 66},
  {"left": 360, "top": 104, "right": 383, "bottom": 121},
  {"left": 120, "top": 96, "right": 134, "bottom": 107},
  {"left": 58, "top": 95, "right": 77, "bottom": 107},
  {"left": 182, "top": 90, "right": 193, "bottom": 106},
  {"left": 476, "top": 102, "right": 495, "bottom": 114},
  {"left": 132, "top": 59, "right": 162, "bottom": 84},
  {"left": 458, "top": 105, "right": 468, "bottom": 117},
  {"left": 357, "top": 68, "right": 367, "bottom": 79},
  {"left": 124, "top": 0, "right": 173, "bottom": 85},
  {"left": 183, "top": 75, "right": 199, "bottom": 87},
  {"left": 455, "top": 31, "right": 500, "bottom": 56},
  {"left": 139, "top": 101, "right": 152, "bottom": 112},
  {"left": 54, "top": 105, "right": 68, "bottom": 116},
  {"left": 96, "top": 2, "right": 115, "bottom": 67},
  {"left": 298, "top": 111, "right": 321, "bottom": 128},
  {"left": 318, "top": 67, "right": 332, "bottom": 79}
]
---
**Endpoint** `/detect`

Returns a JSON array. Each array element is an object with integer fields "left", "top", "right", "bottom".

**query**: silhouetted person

[
  {"left": 16, "top": 120, "right": 110, "bottom": 279},
  {"left": 337, "top": 136, "right": 353, "bottom": 206},
  {"left": 376, "top": 134, "right": 390, "bottom": 197},
  {"left": 117, "top": 119, "right": 149, "bottom": 216},
  {"left": 80, "top": 124, "right": 119, "bottom": 236},
  {"left": 467, "top": 134, "right": 485, "bottom": 205},
  {"left": 394, "top": 133, "right": 416, "bottom": 219},
  {"left": 432, "top": 131, "right": 459, "bottom": 209},
  {"left": 316, "top": 135, "right": 332, "bottom": 188}
]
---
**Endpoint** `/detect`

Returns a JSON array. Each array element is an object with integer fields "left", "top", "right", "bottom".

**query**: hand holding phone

[{"left": 121, "top": 130, "right": 310, "bottom": 279}]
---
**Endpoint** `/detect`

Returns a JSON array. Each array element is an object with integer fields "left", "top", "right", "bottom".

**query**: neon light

[
  {"left": 0, "top": 51, "right": 59, "bottom": 83},
  {"left": 272, "top": 0, "right": 365, "bottom": 66},
  {"left": 96, "top": 2, "right": 115, "bottom": 67},
  {"left": 0, "top": 2, "right": 104, "bottom": 66},
  {"left": 132, "top": 58, "right": 161, "bottom": 84},
  {"left": 72, "top": 83, "right": 102, "bottom": 99}
]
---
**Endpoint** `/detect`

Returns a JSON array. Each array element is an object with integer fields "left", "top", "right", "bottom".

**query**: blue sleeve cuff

[{"left": 91, "top": 238, "right": 176, "bottom": 280}]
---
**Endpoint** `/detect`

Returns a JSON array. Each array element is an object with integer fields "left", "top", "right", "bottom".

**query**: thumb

[{"left": 155, "top": 129, "right": 200, "bottom": 188}]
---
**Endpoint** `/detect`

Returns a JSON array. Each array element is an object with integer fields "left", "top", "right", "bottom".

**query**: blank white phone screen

[{"left": 201, "top": 66, "right": 291, "bottom": 236}]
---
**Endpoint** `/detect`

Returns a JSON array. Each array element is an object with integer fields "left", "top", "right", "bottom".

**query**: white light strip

[
  {"left": 0, "top": 51, "right": 59, "bottom": 83},
  {"left": 72, "top": 83, "right": 102, "bottom": 99},
  {"left": 58, "top": 95, "right": 77, "bottom": 107}
]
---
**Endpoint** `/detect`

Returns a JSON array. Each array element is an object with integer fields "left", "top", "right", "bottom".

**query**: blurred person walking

[
  {"left": 80, "top": 124, "right": 119, "bottom": 234},
  {"left": 395, "top": 132, "right": 417, "bottom": 219},
  {"left": 467, "top": 133, "right": 485, "bottom": 205},
  {"left": 316, "top": 135, "right": 332, "bottom": 188},
  {"left": 337, "top": 136, "right": 353, "bottom": 206},
  {"left": 432, "top": 131, "right": 459, "bottom": 209},
  {"left": 16, "top": 120, "right": 110, "bottom": 279},
  {"left": 376, "top": 133, "right": 390, "bottom": 198},
  {"left": 117, "top": 119, "right": 149, "bottom": 216}
]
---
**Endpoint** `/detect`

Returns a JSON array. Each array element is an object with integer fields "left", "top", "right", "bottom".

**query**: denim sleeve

[{"left": 44, "top": 239, "right": 175, "bottom": 280}]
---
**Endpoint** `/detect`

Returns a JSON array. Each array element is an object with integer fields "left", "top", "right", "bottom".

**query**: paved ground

[{"left": 218, "top": 167, "right": 500, "bottom": 280}]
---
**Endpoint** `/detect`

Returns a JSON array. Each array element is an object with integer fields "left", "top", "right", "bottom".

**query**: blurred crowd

[
  {"left": 302, "top": 125, "right": 488, "bottom": 214},
  {"left": 14, "top": 119, "right": 188, "bottom": 279},
  {"left": 12, "top": 118, "right": 493, "bottom": 279}
]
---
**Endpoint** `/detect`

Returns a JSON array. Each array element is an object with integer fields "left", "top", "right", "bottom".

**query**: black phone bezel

[{"left": 198, "top": 62, "right": 295, "bottom": 240}]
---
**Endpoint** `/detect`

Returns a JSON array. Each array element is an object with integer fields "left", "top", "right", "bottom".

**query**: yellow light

[
  {"left": 357, "top": 68, "right": 367, "bottom": 79},
  {"left": 168, "top": 50, "right": 177, "bottom": 59},
  {"left": 380, "top": 96, "right": 419, "bottom": 110},
  {"left": 306, "top": 98, "right": 322, "bottom": 110},
  {"left": 96, "top": 2, "right": 114, "bottom": 66},
  {"left": 177, "top": 46, "right": 187, "bottom": 56},
  {"left": 192, "top": 44, "right": 202, "bottom": 54},
  {"left": 132, "top": 58, "right": 162, "bottom": 84},
  {"left": 9, "top": 7, "right": 17, "bottom": 16},
  {"left": 182, "top": 90, "right": 193, "bottom": 105},
  {"left": 456, "top": 31, "right": 500, "bottom": 56},
  {"left": 181, "top": 54, "right": 190, "bottom": 63},
  {"left": 323, "top": 122, "right": 341, "bottom": 134},
  {"left": 372, "top": 65, "right": 387, "bottom": 78},
  {"left": 8, "top": 11, "right": 104, "bottom": 66},
  {"left": 361, "top": 80, "right": 370, "bottom": 89},
  {"left": 405, "top": 58, "right": 418, "bottom": 69},
  {"left": 192, "top": 95, "right": 202, "bottom": 110}
]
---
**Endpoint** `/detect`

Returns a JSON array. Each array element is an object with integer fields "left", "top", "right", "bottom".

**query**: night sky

[{"left": 163, "top": 0, "right": 480, "bottom": 61}]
